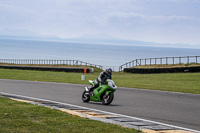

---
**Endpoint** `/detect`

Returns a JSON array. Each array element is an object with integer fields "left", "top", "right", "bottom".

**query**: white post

[{"left": 81, "top": 75, "right": 85, "bottom": 80}]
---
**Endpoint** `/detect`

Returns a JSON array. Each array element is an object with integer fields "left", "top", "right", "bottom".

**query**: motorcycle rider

[{"left": 88, "top": 68, "right": 112, "bottom": 95}]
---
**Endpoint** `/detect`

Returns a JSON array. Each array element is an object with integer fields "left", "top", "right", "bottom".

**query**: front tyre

[
  {"left": 102, "top": 92, "right": 114, "bottom": 105},
  {"left": 82, "top": 90, "right": 90, "bottom": 102}
]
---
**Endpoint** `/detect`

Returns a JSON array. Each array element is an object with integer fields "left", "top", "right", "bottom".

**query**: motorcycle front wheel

[
  {"left": 82, "top": 90, "right": 90, "bottom": 102},
  {"left": 102, "top": 92, "right": 114, "bottom": 105}
]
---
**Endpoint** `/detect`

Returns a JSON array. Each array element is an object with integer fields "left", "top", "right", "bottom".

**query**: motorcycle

[{"left": 82, "top": 79, "right": 117, "bottom": 105}]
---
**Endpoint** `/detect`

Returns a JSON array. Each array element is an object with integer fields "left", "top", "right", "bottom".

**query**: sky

[{"left": 0, "top": 0, "right": 200, "bottom": 45}]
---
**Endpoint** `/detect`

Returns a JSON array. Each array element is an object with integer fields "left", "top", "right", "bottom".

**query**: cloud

[
  {"left": 90, "top": 11, "right": 200, "bottom": 44},
  {"left": 0, "top": 0, "right": 200, "bottom": 44},
  {"left": 92, "top": 12, "right": 200, "bottom": 28}
]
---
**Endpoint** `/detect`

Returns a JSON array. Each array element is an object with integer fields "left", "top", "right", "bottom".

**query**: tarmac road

[{"left": 0, "top": 79, "right": 199, "bottom": 131}]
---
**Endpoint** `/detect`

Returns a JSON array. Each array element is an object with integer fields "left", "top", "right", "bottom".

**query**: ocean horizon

[{"left": 0, "top": 39, "right": 200, "bottom": 71}]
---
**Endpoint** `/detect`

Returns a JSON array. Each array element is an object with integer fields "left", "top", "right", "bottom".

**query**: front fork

[
  {"left": 103, "top": 91, "right": 111, "bottom": 99},
  {"left": 85, "top": 87, "right": 89, "bottom": 92}
]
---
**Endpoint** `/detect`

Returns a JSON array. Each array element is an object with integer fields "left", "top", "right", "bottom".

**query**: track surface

[{"left": 0, "top": 79, "right": 199, "bottom": 131}]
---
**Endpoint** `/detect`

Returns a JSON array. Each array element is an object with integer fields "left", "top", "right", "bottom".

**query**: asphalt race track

[{"left": 0, "top": 79, "right": 199, "bottom": 131}]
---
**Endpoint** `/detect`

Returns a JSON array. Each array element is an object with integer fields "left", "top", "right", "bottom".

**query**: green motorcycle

[{"left": 82, "top": 79, "right": 117, "bottom": 105}]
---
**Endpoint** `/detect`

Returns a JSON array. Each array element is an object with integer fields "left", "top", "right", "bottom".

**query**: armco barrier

[
  {"left": 124, "top": 66, "right": 200, "bottom": 74},
  {"left": 0, "top": 65, "right": 94, "bottom": 73}
]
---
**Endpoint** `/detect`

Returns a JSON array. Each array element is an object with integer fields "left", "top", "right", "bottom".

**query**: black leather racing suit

[{"left": 89, "top": 71, "right": 112, "bottom": 92}]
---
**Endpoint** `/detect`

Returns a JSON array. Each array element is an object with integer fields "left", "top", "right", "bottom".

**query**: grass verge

[
  {"left": 0, "top": 97, "right": 140, "bottom": 133},
  {"left": 0, "top": 68, "right": 200, "bottom": 94}
]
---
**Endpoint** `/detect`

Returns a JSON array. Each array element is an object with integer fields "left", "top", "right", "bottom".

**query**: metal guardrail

[
  {"left": 0, "top": 59, "right": 103, "bottom": 70},
  {"left": 119, "top": 56, "right": 200, "bottom": 71},
  {"left": 1, "top": 56, "right": 200, "bottom": 72}
]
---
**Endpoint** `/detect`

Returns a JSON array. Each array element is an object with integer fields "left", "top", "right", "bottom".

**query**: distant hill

[
  {"left": 65, "top": 34, "right": 200, "bottom": 49},
  {"left": 0, "top": 29, "right": 199, "bottom": 49},
  {"left": 0, "top": 29, "right": 59, "bottom": 41}
]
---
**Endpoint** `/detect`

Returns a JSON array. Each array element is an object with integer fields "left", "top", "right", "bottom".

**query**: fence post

[
  {"left": 150, "top": 58, "right": 151, "bottom": 65},
  {"left": 166, "top": 57, "right": 168, "bottom": 65},
  {"left": 160, "top": 58, "right": 162, "bottom": 65},
  {"left": 187, "top": 56, "right": 189, "bottom": 64},
  {"left": 179, "top": 57, "right": 181, "bottom": 64},
  {"left": 196, "top": 56, "right": 198, "bottom": 64},
  {"left": 173, "top": 57, "right": 174, "bottom": 65}
]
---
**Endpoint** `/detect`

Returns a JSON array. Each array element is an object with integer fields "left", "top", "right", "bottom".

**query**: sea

[{"left": 0, "top": 39, "right": 200, "bottom": 71}]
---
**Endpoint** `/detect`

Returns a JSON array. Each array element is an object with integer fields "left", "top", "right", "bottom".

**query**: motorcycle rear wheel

[
  {"left": 102, "top": 92, "right": 114, "bottom": 105},
  {"left": 82, "top": 90, "right": 90, "bottom": 102}
]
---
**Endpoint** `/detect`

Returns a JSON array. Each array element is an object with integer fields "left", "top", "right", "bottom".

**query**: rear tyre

[
  {"left": 82, "top": 90, "right": 90, "bottom": 102},
  {"left": 102, "top": 92, "right": 114, "bottom": 105}
]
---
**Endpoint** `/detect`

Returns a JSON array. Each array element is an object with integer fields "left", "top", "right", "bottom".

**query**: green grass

[
  {"left": 0, "top": 97, "right": 140, "bottom": 133},
  {"left": 0, "top": 68, "right": 200, "bottom": 94},
  {"left": 114, "top": 72, "right": 200, "bottom": 94}
]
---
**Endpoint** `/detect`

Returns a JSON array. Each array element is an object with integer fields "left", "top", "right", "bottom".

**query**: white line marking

[{"left": 0, "top": 91, "right": 199, "bottom": 133}]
